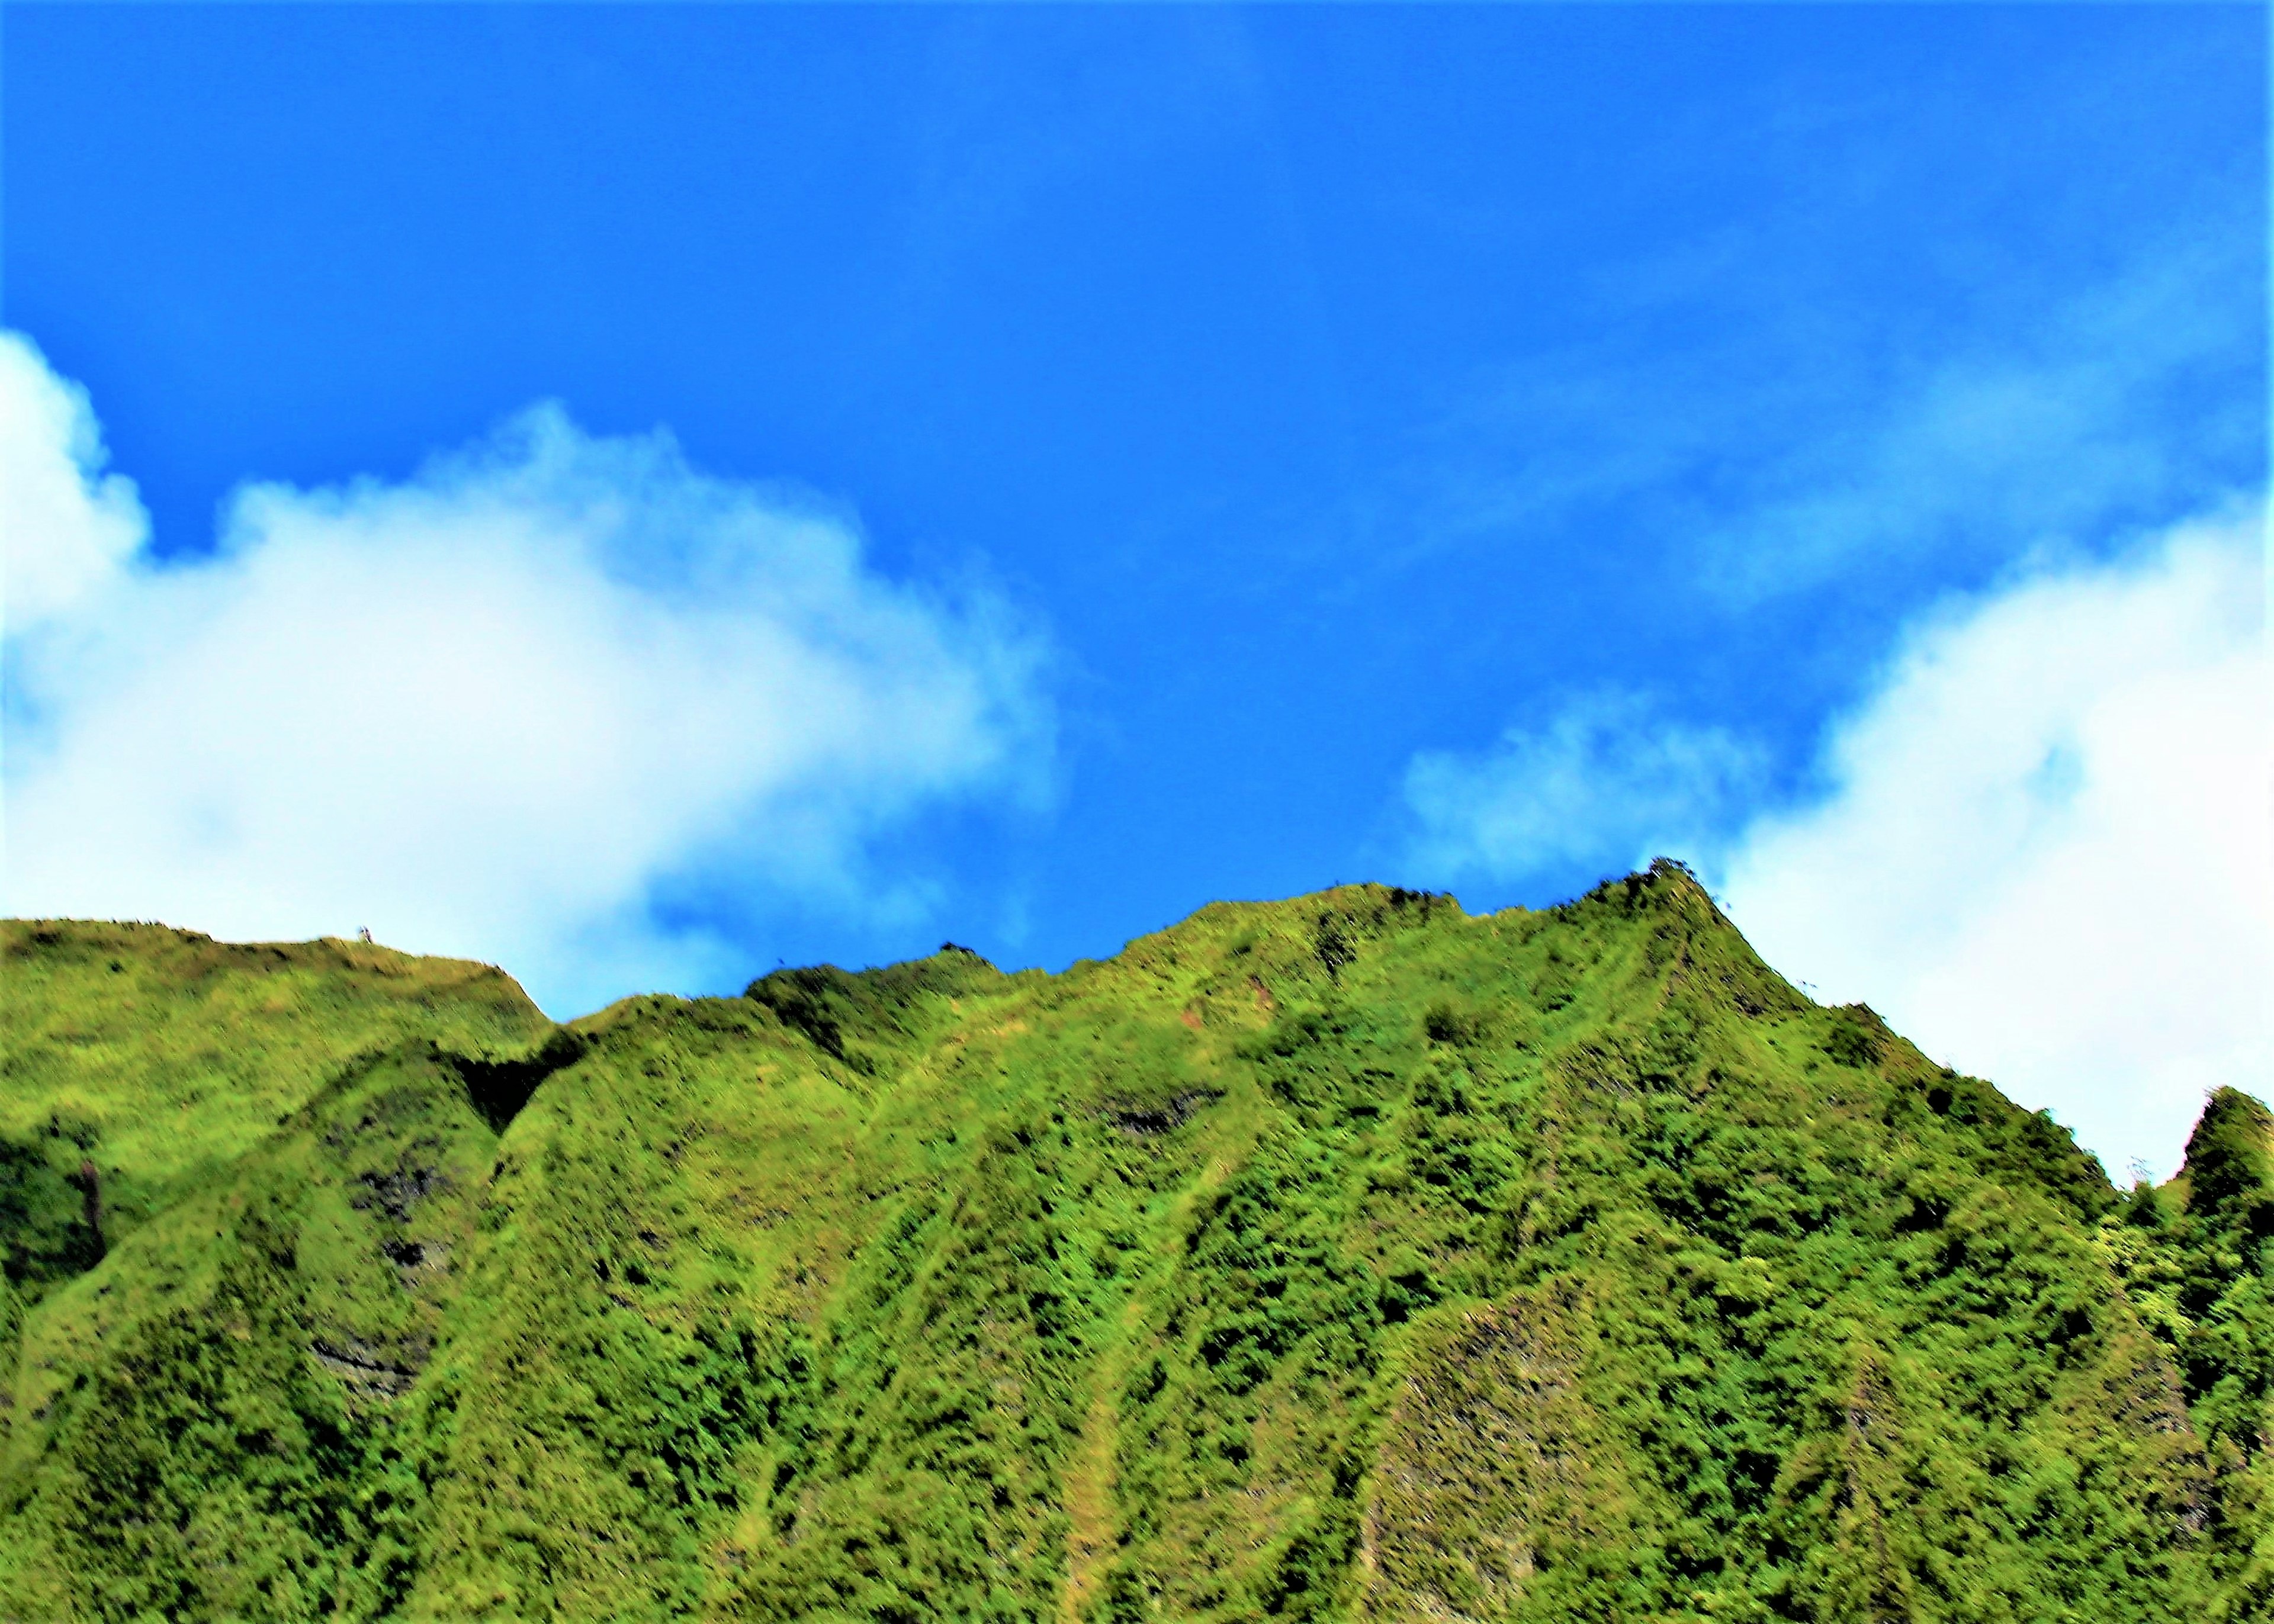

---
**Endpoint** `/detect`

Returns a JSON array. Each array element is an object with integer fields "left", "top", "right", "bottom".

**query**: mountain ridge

[{"left": 2, "top": 864, "right": 2269, "bottom": 1621}]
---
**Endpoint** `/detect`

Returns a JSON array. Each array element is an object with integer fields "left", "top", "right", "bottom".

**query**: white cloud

[
  {"left": 1402, "top": 690, "right": 1761, "bottom": 885},
  {"left": 0, "top": 333, "right": 147, "bottom": 628},
  {"left": 1720, "top": 504, "right": 2268, "bottom": 1180},
  {"left": 1398, "top": 503, "right": 2269, "bottom": 1180},
  {"left": 2, "top": 333, "right": 1049, "bottom": 1017}
]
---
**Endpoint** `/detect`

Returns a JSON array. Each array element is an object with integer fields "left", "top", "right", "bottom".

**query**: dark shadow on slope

[
  {"left": 0, "top": 1130, "right": 107, "bottom": 1289},
  {"left": 439, "top": 1028, "right": 589, "bottom": 1134}
]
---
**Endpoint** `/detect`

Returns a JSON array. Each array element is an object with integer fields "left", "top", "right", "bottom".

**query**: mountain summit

[{"left": 2, "top": 863, "right": 2267, "bottom": 1621}]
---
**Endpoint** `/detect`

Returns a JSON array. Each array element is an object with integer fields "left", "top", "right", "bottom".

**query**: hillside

[{"left": 1, "top": 864, "right": 2268, "bottom": 1622}]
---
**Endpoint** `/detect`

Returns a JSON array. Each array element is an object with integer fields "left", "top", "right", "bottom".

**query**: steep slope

[{"left": 0, "top": 866, "right": 2266, "bottom": 1622}]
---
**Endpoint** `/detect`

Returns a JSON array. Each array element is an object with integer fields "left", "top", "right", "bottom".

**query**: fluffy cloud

[
  {"left": 0, "top": 333, "right": 146, "bottom": 628},
  {"left": 1402, "top": 504, "right": 2269, "bottom": 1179},
  {"left": 2, "top": 333, "right": 1048, "bottom": 1015},
  {"left": 1720, "top": 507, "right": 2267, "bottom": 1179}
]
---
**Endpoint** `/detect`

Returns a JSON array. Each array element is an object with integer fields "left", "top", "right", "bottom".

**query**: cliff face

[{"left": 1, "top": 864, "right": 2267, "bottom": 1622}]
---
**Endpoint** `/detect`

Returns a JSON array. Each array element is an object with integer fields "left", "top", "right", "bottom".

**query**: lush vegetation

[{"left": 1, "top": 867, "right": 2267, "bottom": 1621}]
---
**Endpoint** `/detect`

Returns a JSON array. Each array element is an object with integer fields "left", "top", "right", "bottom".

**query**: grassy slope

[
  {"left": 0, "top": 921, "right": 550, "bottom": 1272},
  {"left": 0, "top": 868, "right": 2267, "bottom": 1622}
]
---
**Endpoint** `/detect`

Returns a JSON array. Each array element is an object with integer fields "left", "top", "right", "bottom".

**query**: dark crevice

[{"left": 1104, "top": 1091, "right": 1220, "bottom": 1138}]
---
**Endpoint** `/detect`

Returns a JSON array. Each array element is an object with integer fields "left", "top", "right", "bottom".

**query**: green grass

[
  {"left": 0, "top": 921, "right": 548, "bottom": 1292},
  {"left": 1, "top": 866, "right": 2267, "bottom": 1621}
]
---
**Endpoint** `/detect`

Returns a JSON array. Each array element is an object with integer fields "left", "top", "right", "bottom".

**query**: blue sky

[{"left": 4, "top": 5, "right": 2266, "bottom": 1176}]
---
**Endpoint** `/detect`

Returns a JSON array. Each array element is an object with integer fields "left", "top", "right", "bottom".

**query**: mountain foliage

[{"left": 2, "top": 864, "right": 2268, "bottom": 1622}]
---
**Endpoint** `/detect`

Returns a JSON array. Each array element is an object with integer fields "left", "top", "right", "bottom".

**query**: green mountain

[{"left": 2, "top": 864, "right": 2269, "bottom": 1622}]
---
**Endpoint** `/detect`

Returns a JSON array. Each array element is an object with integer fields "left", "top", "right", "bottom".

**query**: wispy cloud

[
  {"left": 2, "top": 332, "right": 1050, "bottom": 1016},
  {"left": 1689, "top": 228, "right": 2262, "bottom": 604},
  {"left": 1397, "top": 502, "right": 2269, "bottom": 1179},
  {"left": 1390, "top": 209, "right": 2261, "bottom": 615},
  {"left": 1402, "top": 690, "right": 1761, "bottom": 892}
]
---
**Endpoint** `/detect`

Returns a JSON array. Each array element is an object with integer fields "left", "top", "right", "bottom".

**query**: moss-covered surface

[{"left": 1, "top": 866, "right": 2267, "bottom": 1620}]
